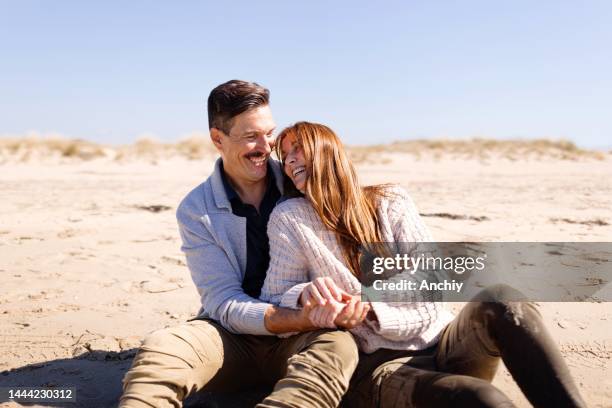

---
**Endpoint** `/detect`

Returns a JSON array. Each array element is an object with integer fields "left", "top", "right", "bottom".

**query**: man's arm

[
  {"left": 264, "top": 304, "right": 317, "bottom": 333},
  {"left": 178, "top": 196, "right": 317, "bottom": 335}
]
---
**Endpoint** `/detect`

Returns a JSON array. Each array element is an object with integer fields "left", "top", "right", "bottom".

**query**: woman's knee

[
  {"left": 472, "top": 284, "right": 541, "bottom": 327},
  {"left": 447, "top": 377, "right": 515, "bottom": 408},
  {"left": 474, "top": 284, "right": 524, "bottom": 303},
  {"left": 417, "top": 375, "right": 516, "bottom": 408}
]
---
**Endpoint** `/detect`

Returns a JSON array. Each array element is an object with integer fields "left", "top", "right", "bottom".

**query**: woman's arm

[
  {"left": 259, "top": 206, "right": 310, "bottom": 307},
  {"left": 386, "top": 186, "right": 434, "bottom": 243},
  {"left": 363, "top": 186, "right": 447, "bottom": 340}
]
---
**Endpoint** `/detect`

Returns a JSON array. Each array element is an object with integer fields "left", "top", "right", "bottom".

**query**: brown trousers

[{"left": 119, "top": 319, "right": 358, "bottom": 408}]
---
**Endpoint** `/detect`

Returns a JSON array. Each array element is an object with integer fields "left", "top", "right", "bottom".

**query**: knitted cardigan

[{"left": 260, "top": 186, "right": 454, "bottom": 353}]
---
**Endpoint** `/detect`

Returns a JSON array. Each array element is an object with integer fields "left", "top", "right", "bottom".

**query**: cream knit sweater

[{"left": 260, "top": 186, "right": 454, "bottom": 353}]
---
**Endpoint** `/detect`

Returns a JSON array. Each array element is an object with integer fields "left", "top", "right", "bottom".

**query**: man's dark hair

[{"left": 207, "top": 80, "right": 270, "bottom": 134}]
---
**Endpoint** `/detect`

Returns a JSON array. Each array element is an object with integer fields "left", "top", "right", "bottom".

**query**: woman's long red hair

[{"left": 277, "top": 122, "right": 388, "bottom": 277}]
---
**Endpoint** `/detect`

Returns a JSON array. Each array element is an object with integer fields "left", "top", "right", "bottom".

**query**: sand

[{"left": 1, "top": 152, "right": 611, "bottom": 407}]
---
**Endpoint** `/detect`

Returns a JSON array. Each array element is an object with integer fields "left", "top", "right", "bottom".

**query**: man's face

[{"left": 212, "top": 105, "right": 276, "bottom": 185}]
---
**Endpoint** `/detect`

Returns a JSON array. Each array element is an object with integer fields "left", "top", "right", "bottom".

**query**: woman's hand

[
  {"left": 308, "top": 298, "right": 346, "bottom": 328},
  {"left": 307, "top": 295, "right": 371, "bottom": 329},
  {"left": 299, "top": 277, "right": 371, "bottom": 329},
  {"left": 334, "top": 296, "right": 370, "bottom": 329},
  {"left": 300, "top": 277, "right": 354, "bottom": 328},
  {"left": 299, "top": 277, "right": 348, "bottom": 306}
]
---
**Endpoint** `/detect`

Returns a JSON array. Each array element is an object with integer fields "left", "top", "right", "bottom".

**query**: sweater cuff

[
  {"left": 244, "top": 302, "right": 274, "bottom": 335},
  {"left": 279, "top": 283, "right": 309, "bottom": 310},
  {"left": 366, "top": 302, "right": 405, "bottom": 337}
]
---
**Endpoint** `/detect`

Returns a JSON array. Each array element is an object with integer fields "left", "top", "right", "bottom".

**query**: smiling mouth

[
  {"left": 292, "top": 166, "right": 306, "bottom": 177},
  {"left": 247, "top": 154, "right": 267, "bottom": 167}
]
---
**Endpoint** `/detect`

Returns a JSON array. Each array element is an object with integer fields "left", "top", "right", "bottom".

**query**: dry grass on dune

[
  {"left": 113, "top": 133, "right": 217, "bottom": 162},
  {"left": 0, "top": 135, "right": 108, "bottom": 162},
  {"left": 347, "top": 138, "right": 608, "bottom": 163},
  {"left": 0, "top": 133, "right": 218, "bottom": 163},
  {"left": 0, "top": 134, "right": 608, "bottom": 164}
]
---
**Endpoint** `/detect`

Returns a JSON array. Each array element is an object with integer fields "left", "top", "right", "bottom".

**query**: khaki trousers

[{"left": 119, "top": 319, "right": 359, "bottom": 408}]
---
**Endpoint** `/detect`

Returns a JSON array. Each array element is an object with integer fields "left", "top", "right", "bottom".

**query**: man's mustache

[{"left": 246, "top": 152, "right": 268, "bottom": 159}]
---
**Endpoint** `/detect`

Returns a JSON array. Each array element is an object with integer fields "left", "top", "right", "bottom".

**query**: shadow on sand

[
  {"left": 1, "top": 349, "right": 134, "bottom": 407},
  {"left": 1, "top": 349, "right": 268, "bottom": 407}
]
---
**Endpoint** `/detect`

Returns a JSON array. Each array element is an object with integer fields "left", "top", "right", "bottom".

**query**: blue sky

[{"left": 1, "top": 1, "right": 611, "bottom": 148}]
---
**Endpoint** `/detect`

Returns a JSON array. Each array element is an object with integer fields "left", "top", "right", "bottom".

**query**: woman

[{"left": 260, "top": 122, "right": 585, "bottom": 407}]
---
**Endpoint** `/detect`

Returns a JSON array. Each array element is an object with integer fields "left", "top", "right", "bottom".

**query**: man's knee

[
  {"left": 304, "top": 329, "right": 359, "bottom": 370},
  {"left": 143, "top": 320, "right": 223, "bottom": 356},
  {"left": 121, "top": 321, "right": 226, "bottom": 407},
  {"left": 138, "top": 327, "right": 177, "bottom": 354},
  {"left": 288, "top": 329, "right": 359, "bottom": 389},
  {"left": 265, "top": 330, "right": 359, "bottom": 407},
  {"left": 125, "top": 321, "right": 224, "bottom": 386},
  {"left": 322, "top": 330, "right": 359, "bottom": 357}
]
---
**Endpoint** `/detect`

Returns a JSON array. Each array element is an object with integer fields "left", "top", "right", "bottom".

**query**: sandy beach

[{"left": 1, "top": 143, "right": 611, "bottom": 407}]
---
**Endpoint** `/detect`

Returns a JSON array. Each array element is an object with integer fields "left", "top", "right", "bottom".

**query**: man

[{"left": 119, "top": 80, "right": 359, "bottom": 408}]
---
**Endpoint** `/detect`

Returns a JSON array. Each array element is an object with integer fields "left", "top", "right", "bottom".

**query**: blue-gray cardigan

[{"left": 176, "top": 158, "right": 284, "bottom": 335}]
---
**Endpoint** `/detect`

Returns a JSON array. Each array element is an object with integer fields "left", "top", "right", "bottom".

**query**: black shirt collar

[{"left": 219, "top": 161, "right": 275, "bottom": 208}]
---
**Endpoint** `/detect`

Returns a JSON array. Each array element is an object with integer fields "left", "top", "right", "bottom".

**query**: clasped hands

[{"left": 299, "top": 277, "right": 371, "bottom": 330}]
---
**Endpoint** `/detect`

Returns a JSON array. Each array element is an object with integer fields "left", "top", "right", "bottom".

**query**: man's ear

[{"left": 210, "top": 128, "right": 224, "bottom": 151}]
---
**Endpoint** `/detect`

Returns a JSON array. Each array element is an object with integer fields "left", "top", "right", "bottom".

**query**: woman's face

[{"left": 281, "top": 133, "right": 308, "bottom": 193}]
